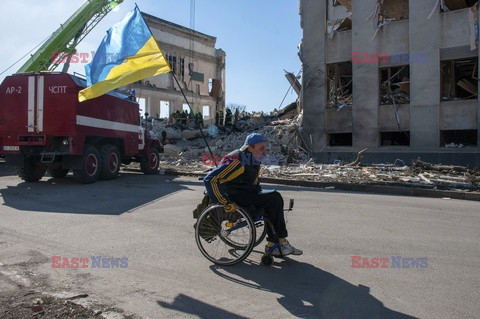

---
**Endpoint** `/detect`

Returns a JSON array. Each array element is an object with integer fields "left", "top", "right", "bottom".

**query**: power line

[{"left": 0, "top": 35, "right": 50, "bottom": 76}]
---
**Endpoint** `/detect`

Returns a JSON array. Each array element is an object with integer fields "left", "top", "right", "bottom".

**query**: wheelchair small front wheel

[
  {"left": 261, "top": 254, "right": 273, "bottom": 266},
  {"left": 195, "top": 204, "right": 256, "bottom": 266}
]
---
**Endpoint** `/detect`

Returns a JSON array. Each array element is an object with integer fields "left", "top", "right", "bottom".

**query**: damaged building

[
  {"left": 125, "top": 13, "right": 226, "bottom": 124},
  {"left": 300, "top": 0, "right": 480, "bottom": 167}
]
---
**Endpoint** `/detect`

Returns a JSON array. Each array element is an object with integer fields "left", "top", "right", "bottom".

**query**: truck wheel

[
  {"left": 47, "top": 167, "right": 70, "bottom": 178},
  {"left": 99, "top": 144, "right": 120, "bottom": 180},
  {"left": 17, "top": 159, "right": 46, "bottom": 182},
  {"left": 140, "top": 148, "right": 160, "bottom": 174},
  {"left": 73, "top": 144, "right": 101, "bottom": 184}
]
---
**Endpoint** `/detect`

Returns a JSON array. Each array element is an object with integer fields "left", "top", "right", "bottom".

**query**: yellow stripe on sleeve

[
  {"left": 210, "top": 160, "right": 241, "bottom": 204},
  {"left": 219, "top": 166, "right": 245, "bottom": 184}
]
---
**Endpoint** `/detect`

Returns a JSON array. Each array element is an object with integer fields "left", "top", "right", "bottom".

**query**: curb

[{"left": 165, "top": 170, "right": 480, "bottom": 202}]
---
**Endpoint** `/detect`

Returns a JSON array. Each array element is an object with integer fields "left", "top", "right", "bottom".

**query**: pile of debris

[
  {"left": 146, "top": 104, "right": 479, "bottom": 192},
  {"left": 139, "top": 92, "right": 479, "bottom": 193},
  {"left": 157, "top": 150, "right": 480, "bottom": 192},
  {"left": 147, "top": 100, "right": 307, "bottom": 169},
  {"left": 258, "top": 159, "right": 479, "bottom": 191}
]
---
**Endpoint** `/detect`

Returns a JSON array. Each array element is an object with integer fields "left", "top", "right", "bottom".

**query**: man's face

[{"left": 248, "top": 142, "right": 267, "bottom": 162}]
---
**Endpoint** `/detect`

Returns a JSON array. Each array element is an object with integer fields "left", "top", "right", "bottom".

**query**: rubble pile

[
  {"left": 259, "top": 159, "right": 480, "bottom": 191},
  {"left": 144, "top": 107, "right": 479, "bottom": 193},
  {"left": 148, "top": 104, "right": 307, "bottom": 171}
]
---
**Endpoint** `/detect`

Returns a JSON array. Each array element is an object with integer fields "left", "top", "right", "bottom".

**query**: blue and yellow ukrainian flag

[{"left": 78, "top": 7, "right": 171, "bottom": 102}]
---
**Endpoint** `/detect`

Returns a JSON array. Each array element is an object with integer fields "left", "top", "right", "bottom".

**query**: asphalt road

[{"left": 0, "top": 165, "right": 479, "bottom": 318}]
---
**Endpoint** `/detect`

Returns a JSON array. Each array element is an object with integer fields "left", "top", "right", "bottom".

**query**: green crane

[{"left": 17, "top": 0, "right": 123, "bottom": 73}]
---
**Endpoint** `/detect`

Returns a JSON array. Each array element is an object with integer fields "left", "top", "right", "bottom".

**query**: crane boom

[{"left": 17, "top": 0, "right": 123, "bottom": 73}]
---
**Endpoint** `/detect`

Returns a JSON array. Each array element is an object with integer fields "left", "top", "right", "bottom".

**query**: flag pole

[
  {"left": 172, "top": 73, "right": 217, "bottom": 168},
  {"left": 136, "top": 4, "right": 217, "bottom": 168}
]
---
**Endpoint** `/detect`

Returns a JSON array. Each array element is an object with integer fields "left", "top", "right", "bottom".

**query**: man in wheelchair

[{"left": 203, "top": 133, "right": 303, "bottom": 257}]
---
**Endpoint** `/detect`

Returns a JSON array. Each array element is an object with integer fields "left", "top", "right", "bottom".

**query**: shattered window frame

[
  {"left": 179, "top": 57, "right": 185, "bottom": 81},
  {"left": 440, "top": 0, "right": 478, "bottom": 13},
  {"left": 327, "top": 0, "right": 352, "bottom": 36},
  {"left": 440, "top": 129, "right": 478, "bottom": 147},
  {"left": 377, "top": 0, "right": 409, "bottom": 22},
  {"left": 379, "top": 65, "right": 410, "bottom": 106},
  {"left": 327, "top": 62, "right": 353, "bottom": 109},
  {"left": 440, "top": 57, "right": 478, "bottom": 101},
  {"left": 166, "top": 53, "right": 177, "bottom": 75}
]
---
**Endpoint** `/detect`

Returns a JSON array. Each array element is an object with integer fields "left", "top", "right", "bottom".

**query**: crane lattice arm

[{"left": 17, "top": 0, "right": 123, "bottom": 73}]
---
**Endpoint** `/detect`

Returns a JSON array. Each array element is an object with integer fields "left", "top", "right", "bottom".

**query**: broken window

[
  {"left": 368, "top": 0, "right": 409, "bottom": 40},
  {"left": 327, "top": 62, "right": 352, "bottom": 109},
  {"left": 166, "top": 54, "right": 177, "bottom": 75},
  {"left": 441, "top": 58, "right": 478, "bottom": 101},
  {"left": 440, "top": 129, "right": 478, "bottom": 147},
  {"left": 379, "top": 65, "right": 410, "bottom": 105},
  {"left": 327, "top": 0, "right": 352, "bottom": 37},
  {"left": 179, "top": 57, "right": 185, "bottom": 80},
  {"left": 328, "top": 133, "right": 352, "bottom": 146},
  {"left": 440, "top": 0, "right": 478, "bottom": 12},
  {"left": 379, "top": 0, "right": 409, "bottom": 20},
  {"left": 380, "top": 131, "right": 410, "bottom": 146}
]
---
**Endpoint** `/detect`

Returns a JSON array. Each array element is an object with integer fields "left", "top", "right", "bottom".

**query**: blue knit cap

[{"left": 240, "top": 133, "right": 266, "bottom": 151}]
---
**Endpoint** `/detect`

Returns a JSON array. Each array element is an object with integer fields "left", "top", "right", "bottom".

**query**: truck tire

[
  {"left": 99, "top": 144, "right": 120, "bottom": 180},
  {"left": 140, "top": 147, "right": 160, "bottom": 175},
  {"left": 73, "top": 144, "right": 101, "bottom": 184},
  {"left": 17, "top": 159, "right": 46, "bottom": 182},
  {"left": 47, "top": 167, "right": 70, "bottom": 178}
]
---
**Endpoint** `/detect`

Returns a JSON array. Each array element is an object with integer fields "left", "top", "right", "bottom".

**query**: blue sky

[{"left": 0, "top": 0, "right": 302, "bottom": 113}]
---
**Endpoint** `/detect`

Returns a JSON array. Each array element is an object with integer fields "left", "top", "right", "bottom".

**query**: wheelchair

[{"left": 194, "top": 195, "right": 294, "bottom": 266}]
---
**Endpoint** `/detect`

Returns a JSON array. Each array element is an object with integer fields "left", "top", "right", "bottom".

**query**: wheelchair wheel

[
  {"left": 219, "top": 210, "right": 267, "bottom": 250},
  {"left": 195, "top": 204, "right": 256, "bottom": 266},
  {"left": 252, "top": 217, "right": 267, "bottom": 247}
]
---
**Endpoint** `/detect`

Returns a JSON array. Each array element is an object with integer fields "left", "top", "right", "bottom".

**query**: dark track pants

[{"left": 229, "top": 191, "right": 287, "bottom": 243}]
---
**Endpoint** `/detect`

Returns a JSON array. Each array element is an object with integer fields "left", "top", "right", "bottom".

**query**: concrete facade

[
  {"left": 300, "top": 0, "right": 480, "bottom": 167},
  {"left": 126, "top": 13, "right": 226, "bottom": 124}
]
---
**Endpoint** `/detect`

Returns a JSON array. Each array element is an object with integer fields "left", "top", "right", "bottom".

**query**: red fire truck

[
  {"left": 0, "top": 0, "right": 163, "bottom": 184},
  {"left": 0, "top": 72, "right": 162, "bottom": 183}
]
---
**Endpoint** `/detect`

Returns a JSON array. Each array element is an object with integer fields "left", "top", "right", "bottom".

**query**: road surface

[{"left": 0, "top": 166, "right": 479, "bottom": 318}]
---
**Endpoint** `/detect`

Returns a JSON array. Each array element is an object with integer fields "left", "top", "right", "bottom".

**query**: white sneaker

[
  {"left": 281, "top": 240, "right": 303, "bottom": 255},
  {"left": 265, "top": 240, "right": 303, "bottom": 257},
  {"left": 265, "top": 244, "right": 290, "bottom": 257}
]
